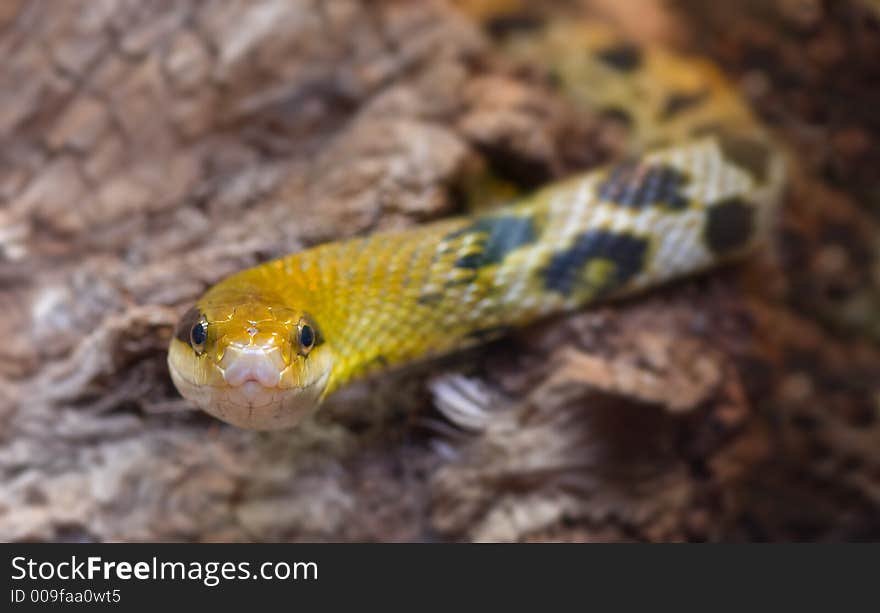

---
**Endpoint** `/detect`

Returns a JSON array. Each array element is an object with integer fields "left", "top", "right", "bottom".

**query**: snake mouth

[
  {"left": 221, "top": 380, "right": 283, "bottom": 410},
  {"left": 167, "top": 344, "right": 327, "bottom": 430}
]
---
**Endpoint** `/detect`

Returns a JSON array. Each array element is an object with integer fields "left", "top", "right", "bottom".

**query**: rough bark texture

[{"left": 1, "top": 0, "right": 878, "bottom": 541}]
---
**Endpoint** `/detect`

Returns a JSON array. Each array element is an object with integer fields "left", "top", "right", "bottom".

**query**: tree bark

[{"left": 1, "top": 0, "right": 878, "bottom": 541}]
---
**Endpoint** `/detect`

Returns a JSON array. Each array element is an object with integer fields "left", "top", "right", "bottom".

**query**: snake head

[{"left": 167, "top": 293, "right": 333, "bottom": 430}]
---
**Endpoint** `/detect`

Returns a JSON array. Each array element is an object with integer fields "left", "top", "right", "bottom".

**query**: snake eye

[
  {"left": 174, "top": 306, "right": 208, "bottom": 356},
  {"left": 190, "top": 318, "right": 208, "bottom": 354},
  {"left": 298, "top": 323, "right": 315, "bottom": 355},
  {"left": 296, "top": 320, "right": 319, "bottom": 356}
]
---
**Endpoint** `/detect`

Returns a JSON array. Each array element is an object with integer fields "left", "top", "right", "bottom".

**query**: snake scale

[{"left": 168, "top": 21, "right": 785, "bottom": 430}]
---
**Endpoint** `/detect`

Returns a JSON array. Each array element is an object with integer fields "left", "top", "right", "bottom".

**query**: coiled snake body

[{"left": 168, "top": 23, "right": 785, "bottom": 429}]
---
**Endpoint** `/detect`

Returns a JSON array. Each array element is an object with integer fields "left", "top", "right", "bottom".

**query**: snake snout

[{"left": 219, "top": 345, "right": 285, "bottom": 387}]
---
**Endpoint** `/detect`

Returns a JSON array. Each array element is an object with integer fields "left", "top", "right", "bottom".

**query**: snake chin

[
  {"left": 168, "top": 359, "right": 327, "bottom": 430},
  {"left": 210, "top": 384, "right": 322, "bottom": 430}
]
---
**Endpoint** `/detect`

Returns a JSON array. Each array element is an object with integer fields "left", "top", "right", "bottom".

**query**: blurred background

[{"left": 0, "top": 0, "right": 878, "bottom": 541}]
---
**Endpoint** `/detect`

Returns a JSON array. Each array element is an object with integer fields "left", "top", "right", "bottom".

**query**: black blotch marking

[
  {"left": 447, "top": 216, "right": 537, "bottom": 270},
  {"left": 597, "top": 161, "right": 690, "bottom": 210},
  {"left": 660, "top": 90, "right": 709, "bottom": 119},
  {"left": 174, "top": 306, "right": 203, "bottom": 346},
  {"left": 454, "top": 253, "right": 484, "bottom": 269},
  {"left": 544, "top": 230, "right": 648, "bottom": 297},
  {"left": 467, "top": 325, "right": 513, "bottom": 343},
  {"left": 596, "top": 43, "right": 643, "bottom": 72},
  {"left": 717, "top": 135, "right": 771, "bottom": 182},
  {"left": 485, "top": 12, "right": 546, "bottom": 38},
  {"left": 705, "top": 197, "right": 755, "bottom": 255}
]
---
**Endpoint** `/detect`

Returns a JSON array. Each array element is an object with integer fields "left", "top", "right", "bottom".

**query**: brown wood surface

[{"left": 1, "top": 0, "right": 878, "bottom": 541}]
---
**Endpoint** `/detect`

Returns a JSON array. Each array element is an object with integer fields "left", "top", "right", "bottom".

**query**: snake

[{"left": 167, "top": 20, "right": 785, "bottom": 430}]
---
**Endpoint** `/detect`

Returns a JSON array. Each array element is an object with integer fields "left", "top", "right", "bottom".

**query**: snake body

[{"left": 168, "top": 22, "right": 785, "bottom": 430}]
